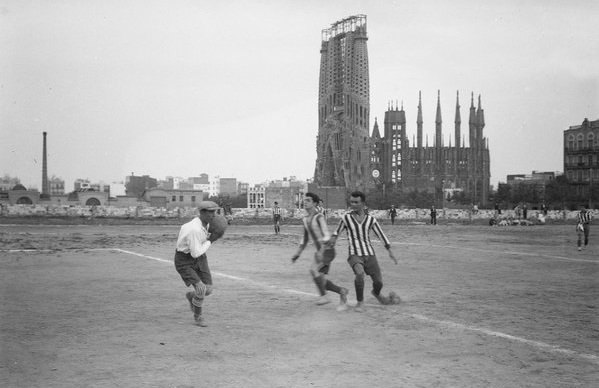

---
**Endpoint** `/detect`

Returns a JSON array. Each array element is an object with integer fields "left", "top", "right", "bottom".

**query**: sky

[{"left": 1, "top": 0, "right": 598, "bottom": 191}]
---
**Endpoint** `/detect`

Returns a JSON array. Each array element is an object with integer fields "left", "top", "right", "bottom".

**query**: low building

[
  {"left": 7, "top": 184, "right": 40, "bottom": 205},
  {"left": 49, "top": 176, "right": 65, "bottom": 195},
  {"left": 247, "top": 185, "right": 265, "bottom": 208},
  {"left": 142, "top": 188, "right": 207, "bottom": 209}
]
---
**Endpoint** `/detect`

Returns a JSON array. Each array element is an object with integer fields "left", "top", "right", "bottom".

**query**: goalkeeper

[{"left": 174, "top": 201, "right": 221, "bottom": 327}]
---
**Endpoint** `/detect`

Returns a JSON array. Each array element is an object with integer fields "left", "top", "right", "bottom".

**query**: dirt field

[{"left": 1, "top": 221, "right": 598, "bottom": 387}]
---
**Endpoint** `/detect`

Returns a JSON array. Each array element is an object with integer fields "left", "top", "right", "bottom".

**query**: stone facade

[
  {"left": 372, "top": 91, "right": 490, "bottom": 207},
  {"left": 563, "top": 118, "right": 599, "bottom": 198},
  {"left": 313, "top": 15, "right": 372, "bottom": 192}
]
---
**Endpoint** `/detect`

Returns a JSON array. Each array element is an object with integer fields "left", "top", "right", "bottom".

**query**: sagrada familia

[{"left": 313, "top": 15, "right": 490, "bottom": 206}]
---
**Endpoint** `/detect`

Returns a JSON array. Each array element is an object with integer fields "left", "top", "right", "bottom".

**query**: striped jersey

[
  {"left": 578, "top": 210, "right": 592, "bottom": 224},
  {"left": 334, "top": 212, "right": 391, "bottom": 256},
  {"left": 273, "top": 206, "right": 282, "bottom": 216},
  {"left": 300, "top": 212, "right": 330, "bottom": 250}
]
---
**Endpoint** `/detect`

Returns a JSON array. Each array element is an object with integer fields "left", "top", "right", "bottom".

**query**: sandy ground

[{"left": 0, "top": 221, "right": 598, "bottom": 387}]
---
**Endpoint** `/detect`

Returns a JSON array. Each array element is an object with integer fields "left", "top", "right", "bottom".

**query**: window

[
  {"left": 172, "top": 196, "right": 176, "bottom": 202},
  {"left": 191, "top": 196, "right": 196, "bottom": 202},
  {"left": 588, "top": 133, "right": 595, "bottom": 148},
  {"left": 567, "top": 134, "right": 575, "bottom": 149},
  {"left": 179, "top": 196, "right": 184, "bottom": 202},
  {"left": 577, "top": 134, "right": 584, "bottom": 150}
]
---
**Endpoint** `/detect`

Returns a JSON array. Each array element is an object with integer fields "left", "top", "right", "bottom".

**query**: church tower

[{"left": 314, "top": 15, "right": 372, "bottom": 191}]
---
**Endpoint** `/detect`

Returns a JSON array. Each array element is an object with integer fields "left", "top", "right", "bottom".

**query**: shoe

[
  {"left": 339, "top": 287, "right": 348, "bottom": 305},
  {"left": 316, "top": 295, "right": 331, "bottom": 305},
  {"left": 195, "top": 315, "right": 207, "bottom": 327},
  {"left": 186, "top": 292, "right": 194, "bottom": 313},
  {"left": 389, "top": 291, "right": 401, "bottom": 305},
  {"left": 372, "top": 290, "right": 390, "bottom": 305},
  {"left": 354, "top": 302, "right": 365, "bottom": 312}
]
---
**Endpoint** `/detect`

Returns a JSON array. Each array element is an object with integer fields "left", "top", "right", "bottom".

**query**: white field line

[
  {"left": 2, "top": 249, "right": 55, "bottom": 253},
  {"left": 410, "top": 313, "right": 599, "bottom": 364},
  {"left": 94, "top": 247, "right": 598, "bottom": 365},
  {"left": 395, "top": 242, "right": 597, "bottom": 264}
]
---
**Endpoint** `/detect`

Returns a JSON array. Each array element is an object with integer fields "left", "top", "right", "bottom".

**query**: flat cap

[{"left": 198, "top": 200, "right": 220, "bottom": 211}]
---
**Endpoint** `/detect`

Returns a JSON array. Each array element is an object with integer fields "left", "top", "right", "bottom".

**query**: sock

[
  {"left": 325, "top": 279, "right": 341, "bottom": 294},
  {"left": 355, "top": 276, "right": 364, "bottom": 302},
  {"left": 313, "top": 275, "right": 327, "bottom": 296}
]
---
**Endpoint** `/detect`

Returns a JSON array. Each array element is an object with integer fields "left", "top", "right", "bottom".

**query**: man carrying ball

[{"left": 174, "top": 200, "right": 225, "bottom": 327}]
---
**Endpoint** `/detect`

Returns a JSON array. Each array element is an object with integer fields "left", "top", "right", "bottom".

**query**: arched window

[
  {"left": 567, "top": 134, "right": 575, "bottom": 149},
  {"left": 577, "top": 134, "right": 584, "bottom": 150},
  {"left": 86, "top": 198, "right": 101, "bottom": 206},
  {"left": 588, "top": 133, "right": 595, "bottom": 149},
  {"left": 16, "top": 196, "right": 33, "bottom": 205}
]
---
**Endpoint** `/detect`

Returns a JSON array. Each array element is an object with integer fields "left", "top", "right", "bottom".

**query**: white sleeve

[{"left": 189, "top": 231, "right": 211, "bottom": 258}]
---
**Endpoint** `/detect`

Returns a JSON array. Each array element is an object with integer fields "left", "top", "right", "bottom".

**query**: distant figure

[
  {"left": 494, "top": 202, "right": 501, "bottom": 215},
  {"left": 541, "top": 202, "right": 548, "bottom": 216},
  {"left": 273, "top": 201, "right": 282, "bottom": 235},
  {"left": 522, "top": 204, "right": 528, "bottom": 220},
  {"left": 514, "top": 205, "right": 522, "bottom": 220},
  {"left": 472, "top": 203, "right": 479, "bottom": 215},
  {"left": 388, "top": 205, "right": 397, "bottom": 225},
  {"left": 430, "top": 205, "right": 437, "bottom": 225},
  {"left": 576, "top": 206, "right": 592, "bottom": 251}
]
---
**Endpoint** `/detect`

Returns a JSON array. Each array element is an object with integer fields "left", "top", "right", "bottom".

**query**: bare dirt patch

[{"left": 1, "top": 223, "right": 597, "bottom": 387}]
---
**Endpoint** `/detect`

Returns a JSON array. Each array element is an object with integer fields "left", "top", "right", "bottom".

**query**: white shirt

[{"left": 176, "top": 217, "right": 211, "bottom": 258}]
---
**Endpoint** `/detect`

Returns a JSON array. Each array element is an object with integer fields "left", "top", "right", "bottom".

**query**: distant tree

[{"left": 545, "top": 175, "right": 570, "bottom": 210}]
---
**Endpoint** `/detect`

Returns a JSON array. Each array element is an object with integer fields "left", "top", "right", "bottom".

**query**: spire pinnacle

[
  {"left": 436, "top": 89, "right": 442, "bottom": 124},
  {"left": 417, "top": 91, "right": 423, "bottom": 124}
]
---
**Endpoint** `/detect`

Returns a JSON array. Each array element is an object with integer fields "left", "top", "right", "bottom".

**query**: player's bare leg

[
  {"left": 323, "top": 277, "right": 348, "bottom": 311},
  {"left": 337, "top": 287, "right": 349, "bottom": 311},
  {"left": 311, "top": 270, "right": 330, "bottom": 305}
]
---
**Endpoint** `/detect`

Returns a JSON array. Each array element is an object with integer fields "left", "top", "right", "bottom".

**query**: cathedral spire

[
  {"left": 455, "top": 90, "right": 461, "bottom": 150},
  {"left": 477, "top": 94, "right": 485, "bottom": 128},
  {"left": 435, "top": 90, "right": 442, "bottom": 124},
  {"left": 417, "top": 91, "right": 423, "bottom": 149},
  {"left": 372, "top": 117, "right": 380, "bottom": 138},
  {"left": 469, "top": 91, "right": 476, "bottom": 148},
  {"left": 435, "top": 90, "right": 442, "bottom": 148}
]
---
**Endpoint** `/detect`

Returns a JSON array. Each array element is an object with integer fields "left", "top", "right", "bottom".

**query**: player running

[
  {"left": 291, "top": 192, "right": 349, "bottom": 311},
  {"left": 330, "top": 191, "right": 399, "bottom": 312},
  {"left": 576, "top": 206, "right": 592, "bottom": 251},
  {"left": 174, "top": 201, "right": 220, "bottom": 327}
]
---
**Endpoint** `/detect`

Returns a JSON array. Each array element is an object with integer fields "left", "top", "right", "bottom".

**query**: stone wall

[{"left": 1, "top": 203, "right": 595, "bottom": 223}]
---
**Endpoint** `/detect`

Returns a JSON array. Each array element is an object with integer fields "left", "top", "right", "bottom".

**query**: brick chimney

[{"left": 42, "top": 131, "right": 49, "bottom": 196}]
